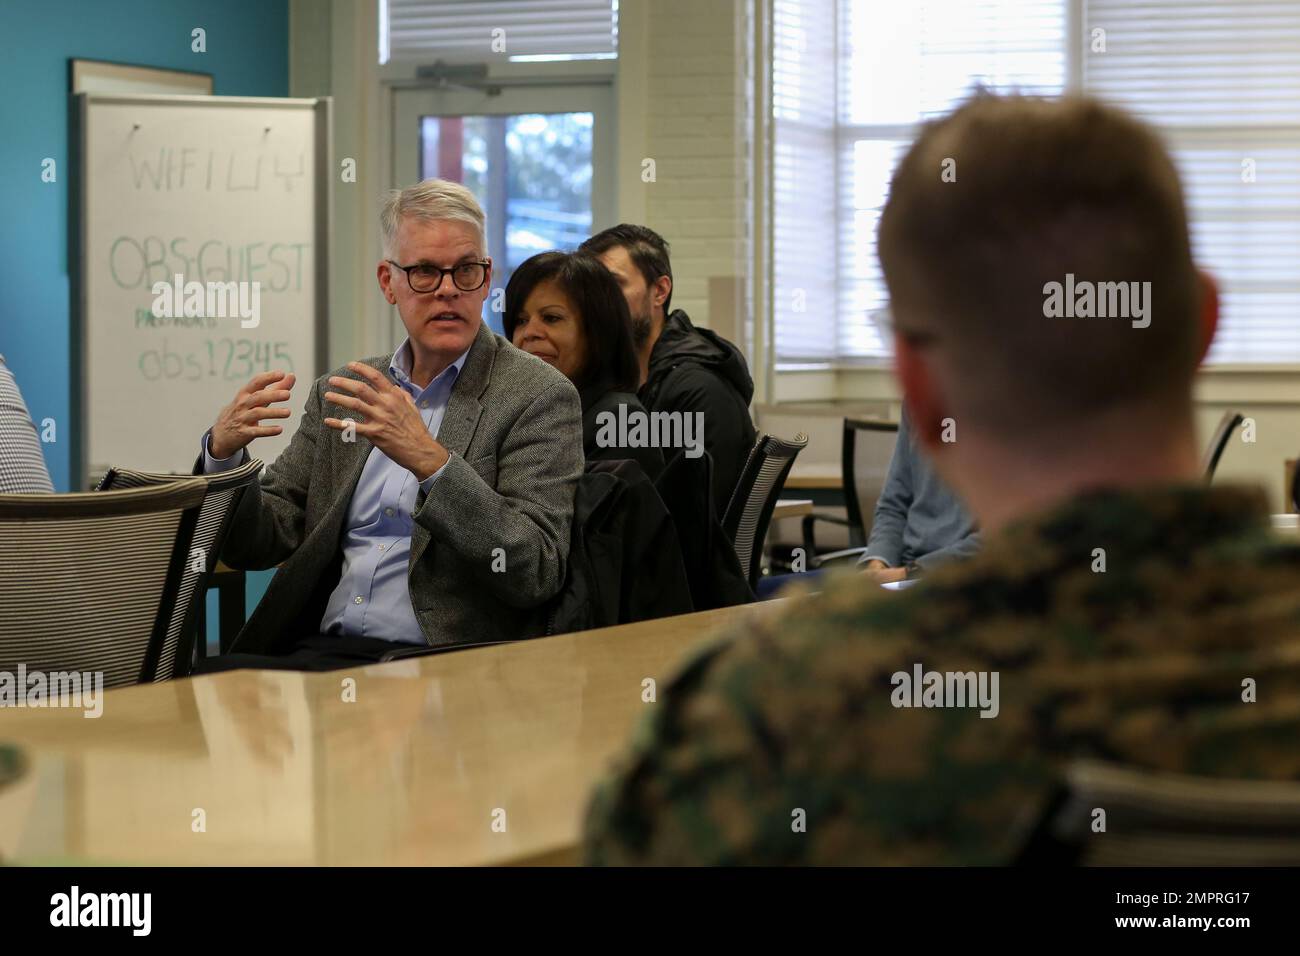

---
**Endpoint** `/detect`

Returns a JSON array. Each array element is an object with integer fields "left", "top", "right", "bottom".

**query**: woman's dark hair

[{"left": 503, "top": 251, "right": 640, "bottom": 396}]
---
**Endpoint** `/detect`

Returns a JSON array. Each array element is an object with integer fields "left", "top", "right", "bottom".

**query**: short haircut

[
  {"left": 503, "top": 251, "right": 641, "bottom": 395},
  {"left": 578, "top": 223, "right": 674, "bottom": 316},
  {"left": 878, "top": 93, "right": 1203, "bottom": 436},
  {"left": 380, "top": 178, "right": 486, "bottom": 257}
]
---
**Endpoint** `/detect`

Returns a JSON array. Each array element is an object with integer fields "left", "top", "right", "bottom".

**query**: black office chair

[
  {"left": 655, "top": 449, "right": 754, "bottom": 610},
  {"left": 800, "top": 417, "right": 899, "bottom": 568},
  {"left": 1014, "top": 760, "right": 1300, "bottom": 865},
  {"left": 97, "top": 458, "right": 264, "bottom": 677},
  {"left": 722, "top": 432, "right": 809, "bottom": 590},
  {"left": 1200, "top": 410, "right": 1244, "bottom": 482}
]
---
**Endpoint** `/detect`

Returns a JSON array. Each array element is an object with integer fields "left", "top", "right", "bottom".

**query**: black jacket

[
  {"left": 579, "top": 384, "right": 665, "bottom": 481},
  {"left": 654, "top": 448, "right": 755, "bottom": 611},
  {"left": 640, "top": 310, "right": 757, "bottom": 516},
  {"left": 546, "top": 459, "right": 694, "bottom": 635}
]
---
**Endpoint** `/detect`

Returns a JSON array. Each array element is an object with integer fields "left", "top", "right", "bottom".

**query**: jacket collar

[{"left": 995, "top": 483, "right": 1271, "bottom": 571}]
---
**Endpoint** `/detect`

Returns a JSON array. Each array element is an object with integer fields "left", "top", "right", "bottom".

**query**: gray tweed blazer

[{"left": 212, "top": 321, "right": 583, "bottom": 653}]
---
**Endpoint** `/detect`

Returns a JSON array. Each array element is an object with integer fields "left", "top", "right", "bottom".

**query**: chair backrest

[
  {"left": 97, "top": 459, "right": 263, "bottom": 679},
  {"left": 0, "top": 480, "right": 207, "bottom": 688},
  {"left": 842, "top": 417, "right": 900, "bottom": 548},
  {"left": 1200, "top": 410, "right": 1244, "bottom": 481},
  {"left": 655, "top": 449, "right": 754, "bottom": 610},
  {"left": 1014, "top": 760, "right": 1300, "bottom": 865},
  {"left": 722, "top": 432, "right": 809, "bottom": 588}
]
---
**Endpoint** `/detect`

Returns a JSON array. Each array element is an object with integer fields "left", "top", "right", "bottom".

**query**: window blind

[
  {"left": 773, "top": 0, "right": 839, "bottom": 360},
  {"left": 1083, "top": 0, "right": 1300, "bottom": 363},
  {"left": 774, "top": 0, "right": 1069, "bottom": 362},
  {"left": 382, "top": 0, "right": 618, "bottom": 64},
  {"left": 774, "top": 0, "right": 1300, "bottom": 365}
]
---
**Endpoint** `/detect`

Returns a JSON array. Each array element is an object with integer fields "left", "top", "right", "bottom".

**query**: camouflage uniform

[{"left": 583, "top": 484, "right": 1300, "bottom": 864}]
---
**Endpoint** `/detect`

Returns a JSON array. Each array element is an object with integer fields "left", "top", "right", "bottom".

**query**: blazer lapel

[
  {"left": 410, "top": 322, "right": 497, "bottom": 569},
  {"left": 434, "top": 321, "right": 494, "bottom": 458},
  {"left": 326, "top": 367, "right": 384, "bottom": 525},
  {"left": 330, "top": 432, "right": 374, "bottom": 517}
]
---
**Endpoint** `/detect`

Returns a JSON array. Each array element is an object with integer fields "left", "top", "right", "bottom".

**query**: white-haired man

[{"left": 195, "top": 179, "right": 584, "bottom": 671}]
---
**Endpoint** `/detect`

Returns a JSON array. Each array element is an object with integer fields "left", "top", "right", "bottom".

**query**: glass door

[{"left": 393, "top": 84, "right": 614, "bottom": 335}]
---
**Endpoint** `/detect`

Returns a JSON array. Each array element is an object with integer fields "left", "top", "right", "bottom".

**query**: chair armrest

[
  {"left": 801, "top": 511, "right": 854, "bottom": 555},
  {"left": 379, "top": 640, "right": 515, "bottom": 663},
  {"left": 378, "top": 645, "right": 441, "bottom": 663},
  {"left": 810, "top": 546, "right": 869, "bottom": 569}
]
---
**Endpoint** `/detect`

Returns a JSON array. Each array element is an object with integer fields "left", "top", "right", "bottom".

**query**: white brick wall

[{"left": 637, "top": 0, "right": 752, "bottom": 334}]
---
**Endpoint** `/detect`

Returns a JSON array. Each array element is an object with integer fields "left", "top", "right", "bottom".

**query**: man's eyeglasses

[{"left": 387, "top": 259, "right": 490, "bottom": 294}]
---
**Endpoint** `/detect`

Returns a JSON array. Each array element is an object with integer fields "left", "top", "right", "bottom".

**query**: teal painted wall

[{"left": 0, "top": 0, "right": 290, "bottom": 625}]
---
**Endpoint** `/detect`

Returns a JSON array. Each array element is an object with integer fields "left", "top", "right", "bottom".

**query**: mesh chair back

[
  {"left": 97, "top": 459, "right": 262, "bottom": 679},
  {"left": 0, "top": 480, "right": 206, "bottom": 688},
  {"left": 1200, "top": 410, "right": 1244, "bottom": 481},
  {"left": 723, "top": 433, "right": 808, "bottom": 588},
  {"left": 1016, "top": 760, "right": 1300, "bottom": 865},
  {"left": 843, "top": 418, "right": 900, "bottom": 547}
]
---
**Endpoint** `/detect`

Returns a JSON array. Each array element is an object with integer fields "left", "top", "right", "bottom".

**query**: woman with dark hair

[{"left": 504, "top": 251, "right": 664, "bottom": 477}]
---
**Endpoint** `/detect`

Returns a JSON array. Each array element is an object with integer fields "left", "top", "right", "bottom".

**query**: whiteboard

[{"left": 72, "top": 93, "right": 330, "bottom": 484}]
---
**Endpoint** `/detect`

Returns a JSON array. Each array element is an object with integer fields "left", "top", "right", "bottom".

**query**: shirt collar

[{"left": 389, "top": 339, "right": 472, "bottom": 395}]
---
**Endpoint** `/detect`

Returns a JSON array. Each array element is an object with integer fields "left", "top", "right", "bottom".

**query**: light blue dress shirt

[
  {"left": 203, "top": 340, "right": 470, "bottom": 644},
  {"left": 859, "top": 410, "right": 980, "bottom": 571}
]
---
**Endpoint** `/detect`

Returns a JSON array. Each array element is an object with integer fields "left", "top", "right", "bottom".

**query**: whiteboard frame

[
  {"left": 69, "top": 58, "right": 214, "bottom": 96},
  {"left": 70, "top": 93, "right": 332, "bottom": 488}
]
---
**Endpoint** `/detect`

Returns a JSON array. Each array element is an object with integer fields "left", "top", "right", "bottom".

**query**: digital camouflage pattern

[{"left": 583, "top": 484, "right": 1300, "bottom": 864}]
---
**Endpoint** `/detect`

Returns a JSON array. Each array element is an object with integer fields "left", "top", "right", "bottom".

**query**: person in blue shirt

[{"left": 859, "top": 409, "right": 980, "bottom": 584}]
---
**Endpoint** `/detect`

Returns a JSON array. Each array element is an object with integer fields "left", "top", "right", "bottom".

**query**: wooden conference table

[
  {"left": 785, "top": 464, "right": 843, "bottom": 491},
  {"left": 784, "top": 465, "right": 845, "bottom": 509},
  {"left": 0, "top": 600, "right": 783, "bottom": 866},
  {"left": 771, "top": 498, "right": 813, "bottom": 520}
]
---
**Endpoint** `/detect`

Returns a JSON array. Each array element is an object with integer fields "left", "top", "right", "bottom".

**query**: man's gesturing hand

[
  {"left": 323, "top": 362, "right": 449, "bottom": 480},
  {"left": 209, "top": 370, "right": 297, "bottom": 460}
]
